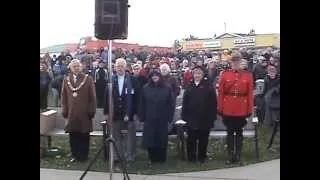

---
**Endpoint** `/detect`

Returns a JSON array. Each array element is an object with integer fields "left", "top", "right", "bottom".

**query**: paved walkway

[{"left": 40, "top": 159, "right": 279, "bottom": 180}]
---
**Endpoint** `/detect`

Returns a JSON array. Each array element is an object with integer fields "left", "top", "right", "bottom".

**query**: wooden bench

[{"left": 41, "top": 107, "right": 259, "bottom": 160}]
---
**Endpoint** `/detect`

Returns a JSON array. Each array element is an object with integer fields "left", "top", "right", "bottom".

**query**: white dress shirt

[
  {"left": 118, "top": 75, "right": 125, "bottom": 95},
  {"left": 194, "top": 81, "right": 200, "bottom": 86},
  {"left": 73, "top": 74, "right": 77, "bottom": 84}
]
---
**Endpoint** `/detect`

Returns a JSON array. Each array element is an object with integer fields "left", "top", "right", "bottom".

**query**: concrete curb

[{"left": 40, "top": 159, "right": 279, "bottom": 180}]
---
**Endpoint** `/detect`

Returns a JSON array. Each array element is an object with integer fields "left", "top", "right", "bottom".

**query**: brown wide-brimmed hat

[{"left": 230, "top": 51, "right": 242, "bottom": 62}]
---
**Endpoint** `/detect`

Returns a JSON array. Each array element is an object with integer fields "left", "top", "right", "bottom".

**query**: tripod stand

[{"left": 79, "top": 121, "right": 130, "bottom": 180}]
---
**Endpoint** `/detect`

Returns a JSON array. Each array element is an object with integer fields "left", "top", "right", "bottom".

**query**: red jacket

[
  {"left": 182, "top": 70, "right": 193, "bottom": 87},
  {"left": 218, "top": 69, "right": 253, "bottom": 118}
]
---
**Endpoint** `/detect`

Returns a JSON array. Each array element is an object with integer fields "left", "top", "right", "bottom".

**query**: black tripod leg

[
  {"left": 107, "top": 138, "right": 130, "bottom": 180},
  {"left": 79, "top": 145, "right": 104, "bottom": 180},
  {"left": 267, "top": 122, "right": 279, "bottom": 149},
  {"left": 102, "top": 124, "right": 109, "bottom": 160}
]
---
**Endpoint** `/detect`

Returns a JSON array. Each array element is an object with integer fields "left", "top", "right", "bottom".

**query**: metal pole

[{"left": 107, "top": 40, "right": 114, "bottom": 180}]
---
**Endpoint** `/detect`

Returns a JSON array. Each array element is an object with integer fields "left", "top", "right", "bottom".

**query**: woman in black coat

[
  {"left": 263, "top": 65, "right": 280, "bottom": 126},
  {"left": 181, "top": 66, "right": 217, "bottom": 163},
  {"left": 139, "top": 70, "right": 174, "bottom": 164}
]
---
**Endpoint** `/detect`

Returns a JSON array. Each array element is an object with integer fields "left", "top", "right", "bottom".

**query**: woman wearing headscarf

[{"left": 139, "top": 69, "right": 174, "bottom": 164}]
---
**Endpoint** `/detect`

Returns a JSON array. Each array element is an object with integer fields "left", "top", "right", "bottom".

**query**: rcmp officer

[
  {"left": 103, "top": 58, "right": 136, "bottom": 168},
  {"left": 218, "top": 52, "right": 254, "bottom": 164}
]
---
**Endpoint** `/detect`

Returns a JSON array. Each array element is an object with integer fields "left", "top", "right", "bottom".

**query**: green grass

[{"left": 40, "top": 127, "right": 280, "bottom": 174}]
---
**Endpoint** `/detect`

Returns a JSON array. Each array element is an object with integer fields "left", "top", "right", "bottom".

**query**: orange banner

[{"left": 183, "top": 41, "right": 204, "bottom": 50}]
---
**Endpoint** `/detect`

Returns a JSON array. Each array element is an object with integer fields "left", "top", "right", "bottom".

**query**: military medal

[
  {"left": 72, "top": 92, "right": 78, "bottom": 97},
  {"left": 66, "top": 74, "right": 88, "bottom": 98}
]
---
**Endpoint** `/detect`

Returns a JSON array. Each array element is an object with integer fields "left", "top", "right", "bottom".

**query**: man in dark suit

[
  {"left": 94, "top": 61, "right": 108, "bottom": 108},
  {"left": 104, "top": 58, "right": 136, "bottom": 168}
]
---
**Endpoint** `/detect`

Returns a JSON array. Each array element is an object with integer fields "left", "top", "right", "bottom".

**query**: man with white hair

[
  {"left": 104, "top": 58, "right": 136, "bottom": 167},
  {"left": 182, "top": 60, "right": 189, "bottom": 69},
  {"left": 160, "top": 63, "right": 180, "bottom": 127},
  {"left": 61, "top": 59, "right": 97, "bottom": 162}
]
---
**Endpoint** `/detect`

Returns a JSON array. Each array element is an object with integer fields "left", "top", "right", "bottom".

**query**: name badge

[{"left": 131, "top": 89, "right": 135, "bottom": 94}]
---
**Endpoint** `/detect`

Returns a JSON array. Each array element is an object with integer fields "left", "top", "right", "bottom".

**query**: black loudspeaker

[{"left": 95, "top": 0, "right": 129, "bottom": 40}]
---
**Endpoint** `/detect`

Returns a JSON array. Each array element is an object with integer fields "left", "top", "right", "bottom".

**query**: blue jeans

[{"left": 51, "top": 88, "right": 59, "bottom": 107}]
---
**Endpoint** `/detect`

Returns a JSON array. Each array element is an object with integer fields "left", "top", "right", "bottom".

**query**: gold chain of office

[{"left": 67, "top": 74, "right": 88, "bottom": 97}]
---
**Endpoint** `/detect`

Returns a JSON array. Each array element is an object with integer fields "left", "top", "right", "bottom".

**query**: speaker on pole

[{"left": 95, "top": 0, "right": 129, "bottom": 40}]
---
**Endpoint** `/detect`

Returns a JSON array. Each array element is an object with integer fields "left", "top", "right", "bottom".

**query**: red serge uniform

[{"left": 218, "top": 69, "right": 253, "bottom": 118}]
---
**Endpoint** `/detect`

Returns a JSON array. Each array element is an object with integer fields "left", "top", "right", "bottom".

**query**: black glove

[
  {"left": 88, "top": 112, "right": 95, "bottom": 120},
  {"left": 62, "top": 112, "right": 68, "bottom": 118},
  {"left": 217, "top": 111, "right": 223, "bottom": 116}
]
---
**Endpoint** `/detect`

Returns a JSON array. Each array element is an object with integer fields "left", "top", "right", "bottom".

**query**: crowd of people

[{"left": 40, "top": 46, "right": 280, "bottom": 167}]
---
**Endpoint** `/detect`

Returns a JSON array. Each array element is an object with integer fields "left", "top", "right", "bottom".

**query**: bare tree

[{"left": 183, "top": 34, "right": 199, "bottom": 41}]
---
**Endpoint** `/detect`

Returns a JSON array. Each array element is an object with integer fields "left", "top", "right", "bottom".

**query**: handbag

[
  {"left": 168, "top": 121, "right": 177, "bottom": 135},
  {"left": 268, "top": 91, "right": 280, "bottom": 110}
]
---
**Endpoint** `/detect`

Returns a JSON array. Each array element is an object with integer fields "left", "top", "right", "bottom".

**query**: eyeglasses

[{"left": 116, "top": 65, "right": 125, "bottom": 68}]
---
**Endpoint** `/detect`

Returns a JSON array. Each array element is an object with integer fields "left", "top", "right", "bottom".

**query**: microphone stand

[
  {"left": 79, "top": 40, "right": 130, "bottom": 180},
  {"left": 107, "top": 40, "right": 115, "bottom": 180},
  {"left": 79, "top": 122, "right": 130, "bottom": 180}
]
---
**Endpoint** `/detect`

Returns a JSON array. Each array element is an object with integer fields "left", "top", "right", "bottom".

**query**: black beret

[
  {"left": 192, "top": 65, "right": 206, "bottom": 72},
  {"left": 149, "top": 68, "right": 161, "bottom": 77}
]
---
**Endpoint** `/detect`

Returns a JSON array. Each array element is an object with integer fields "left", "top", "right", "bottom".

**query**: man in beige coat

[{"left": 61, "top": 59, "right": 97, "bottom": 162}]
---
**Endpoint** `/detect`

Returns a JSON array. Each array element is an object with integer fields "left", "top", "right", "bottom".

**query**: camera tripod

[{"left": 79, "top": 121, "right": 130, "bottom": 180}]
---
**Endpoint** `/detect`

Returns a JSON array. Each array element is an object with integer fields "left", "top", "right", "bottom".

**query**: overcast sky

[{"left": 40, "top": 0, "right": 280, "bottom": 49}]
